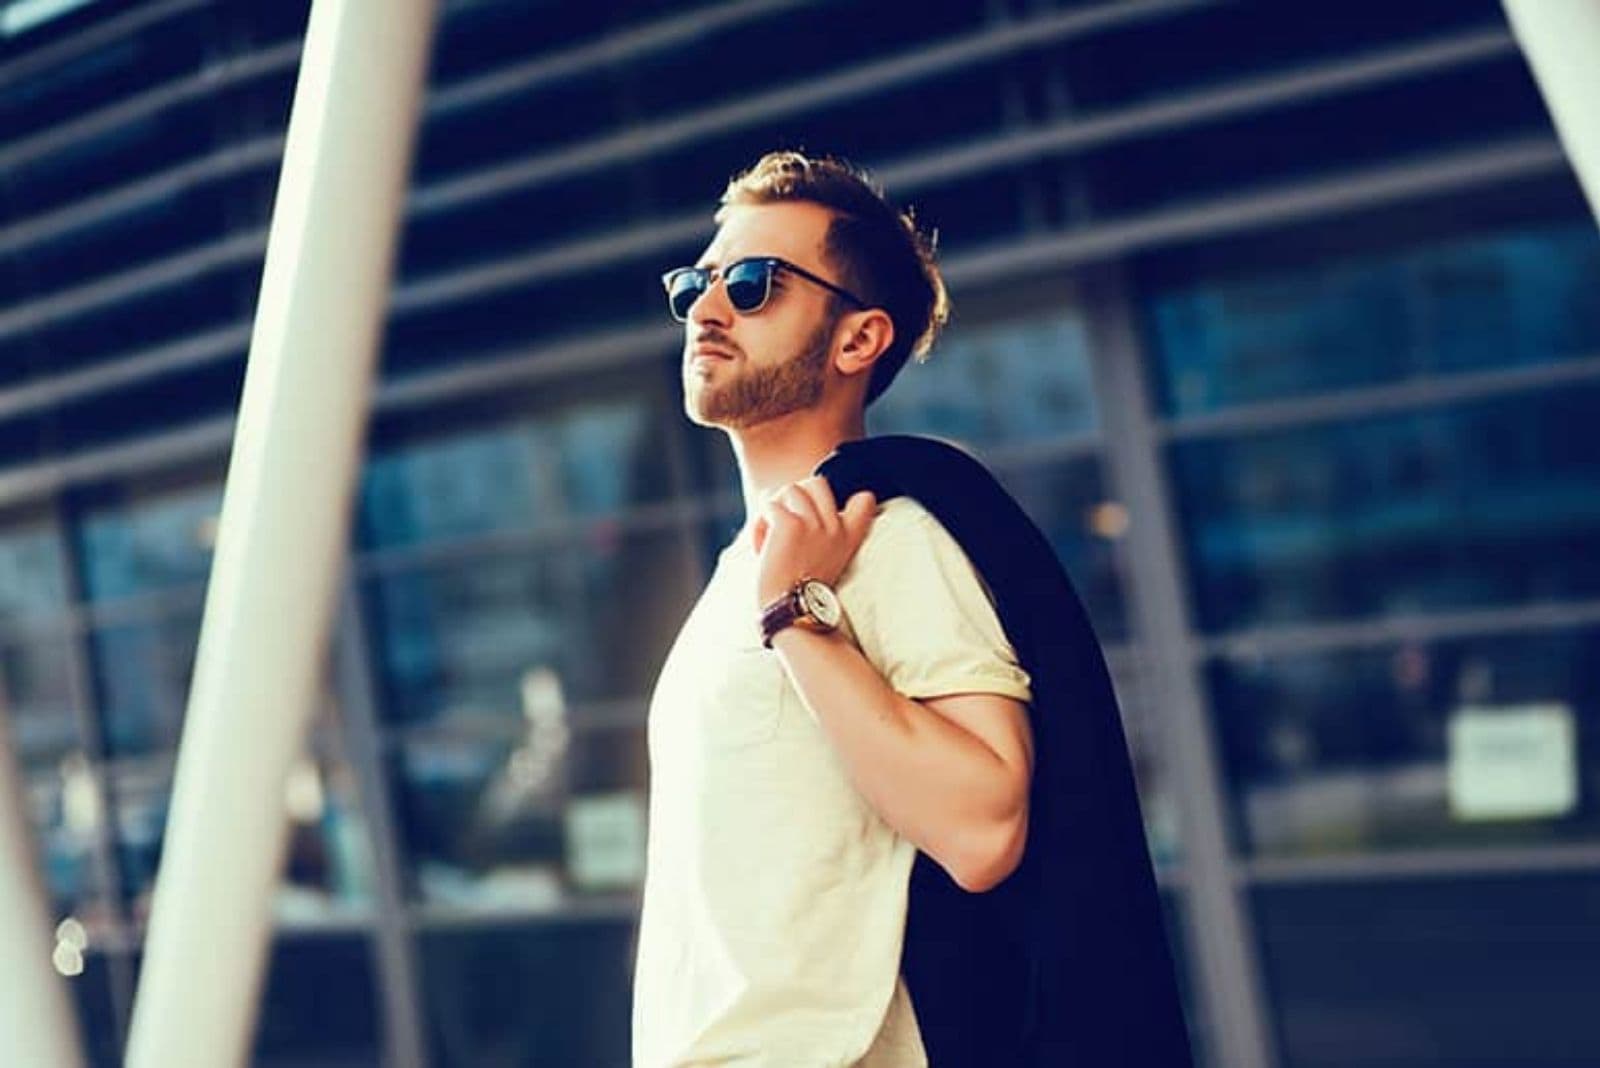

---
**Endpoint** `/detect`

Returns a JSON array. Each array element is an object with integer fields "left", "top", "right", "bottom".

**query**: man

[{"left": 631, "top": 151, "right": 1036, "bottom": 1066}]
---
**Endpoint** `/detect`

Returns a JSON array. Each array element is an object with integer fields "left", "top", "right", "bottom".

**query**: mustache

[{"left": 691, "top": 329, "right": 742, "bottom": 358}]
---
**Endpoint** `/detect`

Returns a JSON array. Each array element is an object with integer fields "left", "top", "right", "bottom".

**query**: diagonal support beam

[
  {"left": 1503, "top": 0, "right": 1600, "bottom": 228},
  {"left": 122, "top": 1, "right": 437, "bottom": 1064}
]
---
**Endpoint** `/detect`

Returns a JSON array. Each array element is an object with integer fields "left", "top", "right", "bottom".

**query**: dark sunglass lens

[
  {"left": 668, "top": 272, "right": 706, "bottom": 320},
  {"left": 724, "top": 261, "right": 771, "bottom": 313}
]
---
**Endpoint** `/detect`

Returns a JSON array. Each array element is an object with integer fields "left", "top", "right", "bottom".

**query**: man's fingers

[
  {"left": 774, "top": 487, "right": 816, "bottom": 531},
  {"left": 842, "top": 490, "right": 877, "bottom": 547},
  {"left": 797, "top": 475, "right": 840, "bottom": 533}
]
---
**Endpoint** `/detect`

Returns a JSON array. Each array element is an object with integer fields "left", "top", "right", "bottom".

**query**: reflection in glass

[
  {"left": 89, "top": 606, "right": 201, "bottom": 757},
  {"left": 112, "top": 745, "right": 374, "bottom": 927},
  {"left": 1170, "top": 386, "right": 1600, "bottom": 632},
  {"left": 420, "top": 922, "right": 635, "bottom": 1066},
  {"left": 359, "top": 393, "right": 670, "bottom": 551},
  {"left": 1253, "top": 876, "right": 1600, "bottom": 1068},
  {"left": 128, "top": 937, "right": 382, "bottom": 1067},
  {"left": 393, "top": 725, "right": 647, "bottom": 909},
  {"left": 64, "top": 948, "right": 123, "bottom": 1068},
  {"left": 1, "top": 637, "right": 84, "bottom": 767},
  {"left": 76, "top": 482, "right": 221, "bottom": 602},
  {"left": 365, "top": 528, "right": 694, "bottom": 724},
  {"left": 1160, "top": 891, "right": 1211, "bottom": 1068},
  {"left": 1147, "top": 222, "right": 1600, "bottom": 416},
  {"left": 1105, "top": 652, "right": 1181, "bottom": 870},
  {"left": 1211, "top": 626, "right": 1600, "bottom": 857},
  {"left": 252, "top": 937, "right": 382, "bottom": 1067},
  {"left": 0, "top": 519, "right": 70, "bottom": 622},
  {"left": 23, "top": 760, "right": 113, "bottom": 936},
  {"left": 995, "top": 456, "right": 1130, "bottom": 643},
  {"left": 869, "top": 312, "right": 1098, "bottom": 446}
]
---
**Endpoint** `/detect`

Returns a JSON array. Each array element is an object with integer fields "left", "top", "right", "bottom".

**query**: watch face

[{"left": 801, "top": 580, "right": 841, "bottom": 627}]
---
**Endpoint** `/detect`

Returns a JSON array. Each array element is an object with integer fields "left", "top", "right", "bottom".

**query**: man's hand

[{"left": 752, "top": 475, "right": 876, "bottom": 607}]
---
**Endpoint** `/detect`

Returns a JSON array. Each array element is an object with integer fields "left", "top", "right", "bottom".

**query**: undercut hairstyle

[{"left": 715, "top": 151, "right": 949, "bottom": 408}]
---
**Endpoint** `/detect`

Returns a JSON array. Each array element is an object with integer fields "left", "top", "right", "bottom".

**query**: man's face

[{"left": 679, "top": 201, "right": 845, "bottom": 430}]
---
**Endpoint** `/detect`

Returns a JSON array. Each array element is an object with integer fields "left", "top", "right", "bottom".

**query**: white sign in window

[
  {"left": 1448, "top": 703, "right": 1578, "bottom": 821},
  {"left": 565, "top": 791, "right": 646, "bottom": 890}
]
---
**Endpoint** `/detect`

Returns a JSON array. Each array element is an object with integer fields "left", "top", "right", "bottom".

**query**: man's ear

[{"left": 834, "top": 308, "right": 896, "bottom": 377}]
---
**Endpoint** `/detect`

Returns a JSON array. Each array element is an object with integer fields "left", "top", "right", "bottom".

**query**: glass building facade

[{"left": 1, "top": 0, "right": 1596, "bottom": 1064}]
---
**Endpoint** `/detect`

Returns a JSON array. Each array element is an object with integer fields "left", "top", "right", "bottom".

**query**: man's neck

[{"left": 729, "top": 411, "right": 865, "bottom": 540}]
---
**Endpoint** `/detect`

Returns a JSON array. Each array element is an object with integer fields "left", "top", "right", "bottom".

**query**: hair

[{"left": 715, "top": 150, "right": 949, "bottom": 408}]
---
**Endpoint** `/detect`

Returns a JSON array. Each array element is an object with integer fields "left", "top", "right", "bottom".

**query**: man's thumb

[{"left": 843, "top": 490, "right": 877, "bottom": 542}]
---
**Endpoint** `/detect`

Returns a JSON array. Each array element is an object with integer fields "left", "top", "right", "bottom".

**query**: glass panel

[
  {"left": 420, "top": 921, "right": 635, "bottom": 1066},
  {"left": 252, "top": 937, "right": 382, "bottom": 1068},
  {"left": 1146, "top": 222, "right": 1600, "bottom": 417},
  {"left": 359, "top": 392, "right": 671, "bottom": 551},
  {"left": 1253, "top": 876, "right": 1600, "bottom": 1068},
  {"left": 76, "top": 482, "right": 221, "bottom": 602},
  {"left": 868, "top": 312, "right": 1099, "bottom": 447},
  {"left": 1212, "top": 625, "right": 1600, "bottom": 857},
  {"left": 995, "top": 455, "right": 1131, "bottom": 643},
  {"left": 1161, "top": 890, "right": 1212, "bottom": 1068},
  {"left": 364, "top": 527, "right": 694, "bottom": 725},
  {"left": 112, "top": 743, "right": 374, "bottom": 927},
  {"left": 65, "top": 949, "right": 123, "bottom": 1068},
  {"left": 126, "top": 938, "right": 382, "bottom": 1067},
  {"left": 393, "top": 724, "right": 647, "bottom": 909},
  {"left": 89, "top": 605, "right": 201, "bottom": 758},
  {"left": 1170, "top": 385, "right": 1600, "bottom": 632},
  {"left": 1108, "top": 650, "right": 1181, "bottom": 870},
  {"left": 0, "top": 518, "right": 70, "bottom": 622},
  {"left": 2, "top": 636, "right": 84, "bottom": 767},
  {"left": 24, "top": 761, "right": 114, "bottom": 937}
]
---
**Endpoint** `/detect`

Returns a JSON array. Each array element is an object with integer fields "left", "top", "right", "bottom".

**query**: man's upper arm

[
  {"left": 844, "top": 504, "right": 1033, "bottom": 706},
  {"left": 920, "top": 691, "right": 1034, "bottom": 784}
]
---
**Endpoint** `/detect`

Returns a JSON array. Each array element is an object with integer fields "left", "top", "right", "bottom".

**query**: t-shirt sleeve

[{"left": 838, "top": 505, "right": 1032, "bottom": 704}]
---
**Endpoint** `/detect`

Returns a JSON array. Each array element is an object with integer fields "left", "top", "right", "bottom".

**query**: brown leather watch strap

[{"left": 759, "top": 587, "right": 803, "bottom": 648}]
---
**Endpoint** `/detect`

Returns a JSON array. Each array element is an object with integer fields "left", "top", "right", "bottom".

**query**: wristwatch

[{"left": 759, "top": 577, "right": 843, "bottom": 648}]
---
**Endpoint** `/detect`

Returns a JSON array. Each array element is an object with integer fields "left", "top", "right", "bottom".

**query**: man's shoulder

[
  {"left": 863, "top": 495, "right": 941, "bottom": 545},
  {"left": 855, "top": 495, "right": 981, "bottom": 575}
]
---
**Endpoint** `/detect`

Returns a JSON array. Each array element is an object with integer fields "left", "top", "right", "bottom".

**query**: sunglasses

[{"left": 661, "top": 256, "right": 867, "bottom": 323}]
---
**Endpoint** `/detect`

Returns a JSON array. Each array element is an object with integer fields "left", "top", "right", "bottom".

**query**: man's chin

[{"left": 683, "top": 395, "right": 731, "bottom": 429}]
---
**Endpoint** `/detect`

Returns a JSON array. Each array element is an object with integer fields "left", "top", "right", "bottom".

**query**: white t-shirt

[{"left": 632, "top": 496, "right": 1033, "bottom": 1067}]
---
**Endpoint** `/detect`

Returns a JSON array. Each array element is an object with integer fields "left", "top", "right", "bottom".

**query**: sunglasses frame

[{"left": 661, "top": 256, "right": 868, "bottom": 323}]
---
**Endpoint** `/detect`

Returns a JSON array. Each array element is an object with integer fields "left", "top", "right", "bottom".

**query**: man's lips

[{"left": 689, "top": 343, "right": 737, "bottom": 361}]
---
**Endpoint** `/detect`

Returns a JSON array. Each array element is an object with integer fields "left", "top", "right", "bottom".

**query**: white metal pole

[
  {"left": 1503, "top": 0, "right": 1600, "bottom": 228},
  {"left": 0, "top": 689, "right": 87, "bottom": 1068},
  {"left": 123, "top": 1, "right": 438, "bottom": 1065}
]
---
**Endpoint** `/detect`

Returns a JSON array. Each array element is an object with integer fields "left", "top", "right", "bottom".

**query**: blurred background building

[{"left": 0, "top": 0, "right": 1597, "bottom": 1064}]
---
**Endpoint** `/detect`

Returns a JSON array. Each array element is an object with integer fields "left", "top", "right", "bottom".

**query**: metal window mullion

[
  {"left": 406, "top": 0, "right": 1210, "bottom": 218},
  {"left": 1203, "top": 596, "right": 1600, "bottom": 661},
  {"left": 331, "top": 584, "right": 429, "bottom": 1068},
  {"left": 48, "top": 498, "right": 137, "bottom": 1052},
  {"left": 944, "top": 137, "right": 1565, "bottom": 289},
  {"left": 1244, "top": 841, "right": 1600, "bottom": 885},
  {"left": 1159, "top": 351, "right": 1600, "bottom": 441},
  {"left": 0, "top": 134, "right": 1572, "bottom": 518},
  {"left": 2, "top": 20, "right": 1517, "bottom": 341},
  {"left": 0, "top": 131, "right": 1564, "bottom": 431},
  {"left": 1080, "top": 265, "right": 1277, "bottom": 1068},
  {"left": 0, "top": 140, "right": 1576, "bottom": 512},
  {"left": 0, "top": 0, "right": 210, "bottom": 91},
  {"left": 425, "top": 0, "right": 808, "bottom": 119},
  {"left": 986, "top": 0, "right": 1050, "bottom": 234},
  {"left": 0, "top": 42, "right": 301, "bottom": 175}
]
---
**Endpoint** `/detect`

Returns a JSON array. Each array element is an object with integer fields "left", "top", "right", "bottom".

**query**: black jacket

[{"left": 815, "top": 434, "right": 1194, "bottom": 1067}]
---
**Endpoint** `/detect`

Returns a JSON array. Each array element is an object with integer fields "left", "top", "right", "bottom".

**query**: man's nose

[{"left": 687, "top": 275, "right": 732, "bottom": 327}]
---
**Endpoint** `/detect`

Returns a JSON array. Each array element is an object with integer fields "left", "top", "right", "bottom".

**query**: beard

[{"left": 684, "top": 315, "right": 835, "bottom": 429}]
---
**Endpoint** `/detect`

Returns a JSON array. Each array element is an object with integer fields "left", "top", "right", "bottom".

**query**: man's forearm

[{"left": 768, "top": 626, "right": 1027, "bottom": 891}]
